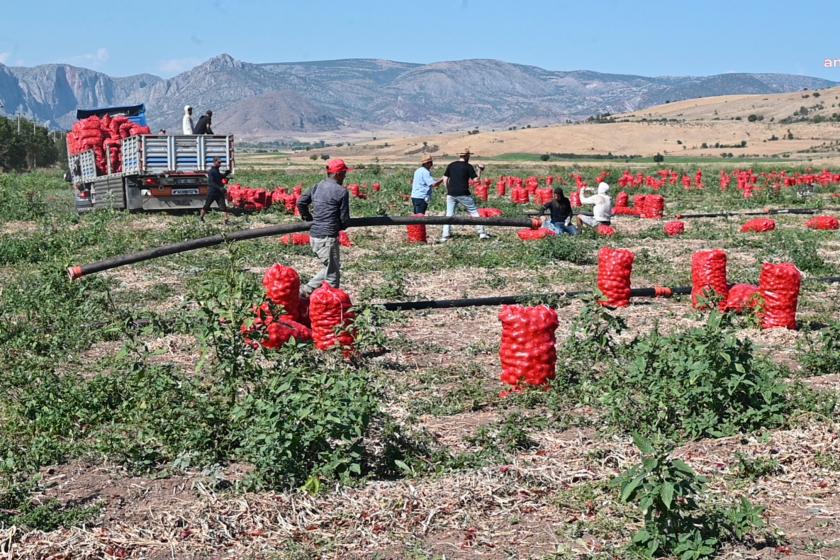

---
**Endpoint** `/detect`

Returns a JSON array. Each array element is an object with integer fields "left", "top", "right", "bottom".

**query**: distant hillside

[
  {"left": 0, "top": 54, "right": 836, "bottom": 140},
  {"left": 324, "top": 86, "right": 840, "bottom": 164}
]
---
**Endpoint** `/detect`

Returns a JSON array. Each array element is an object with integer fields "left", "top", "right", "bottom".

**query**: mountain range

[{"left": 0, "top": 54, "right": 836, "bottom": 140}]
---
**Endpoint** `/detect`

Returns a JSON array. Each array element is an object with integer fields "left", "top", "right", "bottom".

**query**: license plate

[{"left": 171, "top": 188, "right": 199, "bottom": 196}]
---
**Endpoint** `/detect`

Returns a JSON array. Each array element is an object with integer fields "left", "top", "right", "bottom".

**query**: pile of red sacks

[{"left": 66, "top": 114, "right": 151, "bottom": 174}]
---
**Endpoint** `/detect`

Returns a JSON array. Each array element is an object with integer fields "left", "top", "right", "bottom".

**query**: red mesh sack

[
  {"left": 615, "top": 191, "right": 629, "bottom": 208},
  {"left": 536, "top": 188, "right": 554, "bottom": 204},
  {"left": 632, "top": 195, "right": 647, "bottom": 213},
  {"left": 569, "top": 191, "right": 581, "bottom": 207},
  {"left": 279, "top": 233, "right": 311, "bottom": 245},
  {"left": 262, "top": 264, "right": 301, "bottom": 320},
  {"left": 597, "top": 225, "right": 616, "bottom": 237},
  {"left": 758, "top": 263, "right": 801, "bottom": 330},
  {"left": 640, "top": 195, "right": 665, "bottom": 219},
  {"left": 691, "top": 249, "right": 728, "bottom": 310},
  {"left": 598, "top": 247, "right": 635, "bottom": 307},
  {"left": 475, "top": 183, "right": 489, "bottom": 201},
  {"left": 498, "top": 305, "right": 558, "bottom": 388},
  {"left": 722, "top": 284, "right": 759, "bottom": 314},
  {"left": 517, "top": 228, "right": 556, "bottom": 240},
  {"left": 613, "top": 206, "right": 640, "bottom": 216},
  {"left": 371, "top": 182, "right": 381, "bottom": 192},
  {"left": 406, "top": 214, "right": 427, "bottom": 244},
  {"left": 741, "top": 218, "right": 776, "bottom": 233},
  {"left": 496, "top": 181, "right": 507, "bottom": 197},
  {"left": 805, "top": 215, "right": 839, "bottom": 230},
  {"left": 664, "top": 221, "right": 686, "bottom": 237},
  {"left": 478, "top": 207, "right": 503, "bottom": 218},
  {"left": 310, "top": 282, "right": 356, "bottom": 352},
  {"left": 263, "top": 318, "right": 312, "bottom": 349},
  {"left": 338, "top": 231, "right": 352, "bottom": 247}
]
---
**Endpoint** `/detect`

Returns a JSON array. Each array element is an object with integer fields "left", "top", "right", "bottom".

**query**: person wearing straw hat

[
  {"left": 411, "top": 154, "right": 444, "bottom": 215},
  {"left": 440, "top": 148, "right": 490, "bottom": 241},
  {"left": 297, "top": 159, "right": 352, "bottom": 297}
]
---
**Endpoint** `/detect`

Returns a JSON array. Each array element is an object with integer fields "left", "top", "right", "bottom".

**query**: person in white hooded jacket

[
  {"left": 182, "top": 105, "right": 194, "bottom": 135},
  {"left": 576, "top": 181, "right": 613, "bottom": 229}
]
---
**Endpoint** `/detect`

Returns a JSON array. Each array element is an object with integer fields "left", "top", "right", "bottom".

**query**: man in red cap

[{"left": 297, "top": 159, "right": 352, "bottom": 297}]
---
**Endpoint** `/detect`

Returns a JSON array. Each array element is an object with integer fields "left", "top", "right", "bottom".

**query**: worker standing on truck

[
  {"left": 200, "top": 157, "right": 231, "bottom": 224},
  {"left": 193, "top": 110, "right": 214, "bottom": 134},
  {"left": 182, "top": 105, "right": 194, "bottom": 134},
  {"left": 297, "top": 159, "right": 352, "bottom": 298}
]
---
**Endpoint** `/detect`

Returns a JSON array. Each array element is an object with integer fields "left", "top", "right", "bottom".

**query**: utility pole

[{"left": 17, "top": 113, "right": 21, "bottom": 134}]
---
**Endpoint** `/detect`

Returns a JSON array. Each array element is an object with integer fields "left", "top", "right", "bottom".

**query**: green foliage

[
  {"left": 0, "top": 477, "right": 99, "bottom": 531},
  {"left": 733, "top": 452, "right": 782, "bottom": 481},
  {"left": 0, "top": 115, "right": 60, "bottom": 171},
  {"left": 614, "top": 435, "right": 764, "bottom": 558},
  {"left": 233, "top": 346, "right": 379, "bottom": 489},
  {"left": 598, "top": 313, "right": 791, "bottom": 440},
  {"left": 759, "top": 230, "right": 834, "bottom": 275},
  {"left": 796, "top": 321, "right": 840, "bottom": 377}
]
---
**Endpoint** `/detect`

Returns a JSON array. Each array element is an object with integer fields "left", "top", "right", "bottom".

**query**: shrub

[
  {"left": 598, "top": 313, "right": 790, "bottom": 440},
  {"left": 797, "top": 321, "right": 840, "bottom": 376},
  {"left": 614, "top": 435, "right": 764, "bottom": 559},
  {"left": 653, "top": 153, "right": 665, "bottom": 163}
]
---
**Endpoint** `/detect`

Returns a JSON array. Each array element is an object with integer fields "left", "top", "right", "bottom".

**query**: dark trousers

[
  {"left": 411, "top": 197, "right": 428, "bottom": 215},
  {"left": 203, "top": 186, "right": 227, "bottom": 211}
]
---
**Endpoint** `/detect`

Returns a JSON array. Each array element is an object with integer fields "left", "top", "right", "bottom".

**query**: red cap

[{"left": 326, "top": 159, "right": 352, "bottom": 174}]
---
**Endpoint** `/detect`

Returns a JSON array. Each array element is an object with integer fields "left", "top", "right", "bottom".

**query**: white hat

[
  {"left": 185, "top": 105, "right": 192, "bottom": 111},
  {"left": 597, "top": 182, "right": 610, "bottom": 194}
]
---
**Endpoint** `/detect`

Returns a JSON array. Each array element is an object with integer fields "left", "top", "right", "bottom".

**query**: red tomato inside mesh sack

[
  {"left": 262, "top": 264, "right": 301, "bottom": 320},
  {"left": 517, "top": 228, "right": 556, "bottom": 240},
  {"left": 722, "top": 284, "right": 759, "bottom": 314},
  {"left": 406, "top": 214, "right": 427, "bottom": 244},
  {"left": 640, "top": 195, "right": 665, "bottom": 219},
  {"left": 691, "top": 249, "right": 728, "bottom": 309},
  {"left": 598, "top": 247, "right": 635, "bottom": 307},
  {"left": 263, "top": 318, "right": 313, "bottom": 349},
  {"left": 664, "top": 221, "right": 686, "bottom": 237},
  {"left": 478, "top": 207, "right": 503, "bottom": 218},
  {"left": 741, "top": 218, "right": 776, "bottom": 233},
  {"left": 758, "top": 263, "right": 801, "bottom": 330},
  {"left": 279, "top": 233, "right": 311, "bottom": 245},
  {"left": 310, "top": 282, "right": 356, "bottom": 352},
  {"left": 498, "top": 305, "right": 558, "bottom": 388},
  {"left": 805, "top": 215, "right": 839, "bottom": 230},
  {"left": 338, "top": 231, "right": 352, "bottom": 247},
  {"left": 596, "top": 225, "right": 616, "bottom": 237},
  {"left": 615, "top": 191, "right": 629, "bottom": 208}
]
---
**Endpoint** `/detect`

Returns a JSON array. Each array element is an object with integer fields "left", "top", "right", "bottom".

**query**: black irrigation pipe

[
  {"left": 382, "top": 286, "right": 693, "bottom": 311},
  {"left": 381, "top": 276, "right": 840, "bottom": 312},
  {"left": 68, "top": 215, "right": 538, "bottom": 280},
  {"left": 674, "top": 206, "right": 840, "bottom": 219}
]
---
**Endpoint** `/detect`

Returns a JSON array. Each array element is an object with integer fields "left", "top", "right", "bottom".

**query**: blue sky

[{"left": 2, "top": 0, "right": 839, "bottom": 80}]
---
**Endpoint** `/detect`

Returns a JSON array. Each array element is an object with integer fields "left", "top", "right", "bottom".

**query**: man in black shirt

[
  {"left": 200, "top": 157, "right": 231, "bottom": 224},
  {"left": 541, "top": 187, "right": 578, "bottom": 235},
  {"left": 440, "top": 148, "right": 489, "bottom": 241},
  {"left": 194, "top": 110, "right": 214, "bottom": 134}
]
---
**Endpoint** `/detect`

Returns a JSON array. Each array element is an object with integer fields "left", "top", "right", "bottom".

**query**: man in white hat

[
  {"left": 576, "top": 181, "right": 614, "bottom": 229},
  {"left": 411, "top": 155, "right": 443, "bottom": 215},
  {"left": 440, "top": 148, "right": 489, "bottom": 241},
  {"left": 182, "top": 105, "right": 194, "bottom": 135}
]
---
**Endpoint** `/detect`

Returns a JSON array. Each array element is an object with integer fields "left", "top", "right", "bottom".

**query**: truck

[{"left": 66, "top": 104, "right": 234, "bottom": 211}]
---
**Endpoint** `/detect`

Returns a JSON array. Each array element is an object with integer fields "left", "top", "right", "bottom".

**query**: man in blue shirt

[{"left": 410, "top": 155, "right": 443, "bottom": 215}]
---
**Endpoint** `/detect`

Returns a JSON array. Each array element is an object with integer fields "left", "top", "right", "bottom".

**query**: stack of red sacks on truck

[{"left": 66, "top": 115, "right": 151, "bottom": 175}]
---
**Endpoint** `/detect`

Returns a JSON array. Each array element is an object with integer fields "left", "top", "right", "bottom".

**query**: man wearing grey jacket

[{"left": 297, "top": 159, "right": 352, "bottom": 297}]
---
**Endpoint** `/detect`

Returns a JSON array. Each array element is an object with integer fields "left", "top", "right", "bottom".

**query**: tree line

[{"left": 0, "top": 115, "right": 64, "bottom": 172}]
